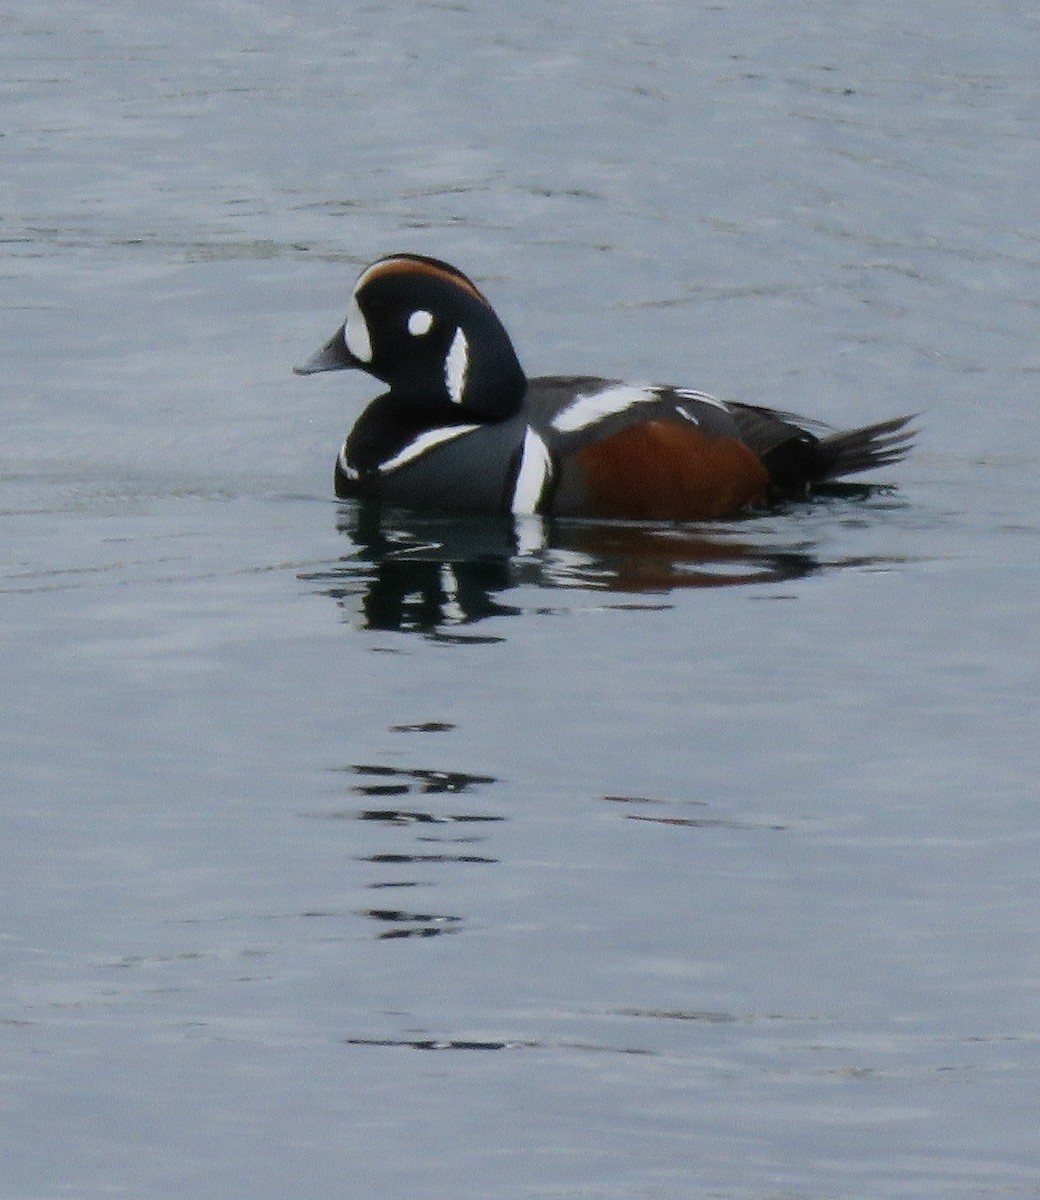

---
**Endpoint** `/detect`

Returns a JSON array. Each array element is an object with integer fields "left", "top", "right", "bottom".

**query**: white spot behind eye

[
  {"left": 408, "top": 309, "right": 434, "bottom": 336},
  {"left": 445, "top": 327, "right": 469, "bottom": 405},
  {"left": 344, "top": 294, "right": 372, "bottom": 363}
]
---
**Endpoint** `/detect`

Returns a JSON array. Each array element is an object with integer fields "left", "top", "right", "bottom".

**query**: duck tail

[
  {"left": 727, "top": 403, "right": 917, "bottom": 497},
  {"left": 813, "top": 414, "right": 918, "bottom": 481}
]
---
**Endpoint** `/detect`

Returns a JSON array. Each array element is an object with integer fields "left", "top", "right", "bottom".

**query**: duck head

[{"left": 294, "top": 253, "right": 527, "bottom": 422}]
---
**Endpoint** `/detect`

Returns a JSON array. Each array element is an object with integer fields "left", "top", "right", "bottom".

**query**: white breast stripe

[
  {"left": 550, "top": 384, "right": 658, "bottom": 433},
  {"left": 511, "top": 427, "right": 553, "bottom": 514},
  {"left": 445, "top": 327, "right": 469, "bottom": 405},
  {"left": 377, "top": 424, "right": 481, "bottom": 474}
]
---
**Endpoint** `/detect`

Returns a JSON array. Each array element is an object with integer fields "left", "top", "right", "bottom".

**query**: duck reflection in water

[{"left": 296, "top": 493, "right": 889, "bottom": 635}]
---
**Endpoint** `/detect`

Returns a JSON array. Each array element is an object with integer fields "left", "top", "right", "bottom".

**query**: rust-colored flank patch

[{"left": 577, "top": 421, "right": 770, "bottom": 520}]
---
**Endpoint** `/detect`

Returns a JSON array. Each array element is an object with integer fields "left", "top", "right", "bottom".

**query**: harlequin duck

[{"left": 295, "top": 254, "right": 914, "bottom": 519}]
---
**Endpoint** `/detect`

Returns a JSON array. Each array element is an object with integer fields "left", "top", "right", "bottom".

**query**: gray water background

[{"left": 3, "top": 2, "right": 1039, "bottom": 1196}]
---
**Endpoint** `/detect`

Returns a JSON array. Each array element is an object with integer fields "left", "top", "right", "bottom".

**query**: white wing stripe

[
  {"left": 550, "top": 384, "right": 658, "bottom": 433},
  {"left": 673, "top": 386, "right": 727, "bottom": 411}
]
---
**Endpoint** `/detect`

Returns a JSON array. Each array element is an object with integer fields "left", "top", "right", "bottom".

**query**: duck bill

[{"left": 293, "top": 326, "right": 358, "bottom": 375}]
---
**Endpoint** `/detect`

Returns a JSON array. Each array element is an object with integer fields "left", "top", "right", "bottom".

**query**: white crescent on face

[{"left": 344, "top": 293, "right": 373, "bottom": 363}]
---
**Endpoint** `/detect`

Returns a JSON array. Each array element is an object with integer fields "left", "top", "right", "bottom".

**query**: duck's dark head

[{"left": 294, "top": 254, "right": 527, "bottom": 421}]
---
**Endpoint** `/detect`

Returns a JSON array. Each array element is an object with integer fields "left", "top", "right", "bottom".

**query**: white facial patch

[
  {"left": 510, "top": 427, "right": 553, "bottom": 515},
  {"left": 408, "top": 309, "right": 434, "bottom": 336},
  {"left": 343, "top": 293, "right": 372, "bottom": 363},
  {"left": 550, "top": 384, "right": 658, "bottom": 433},
  {"left": 445, "top": 327, "right": 469, "bottom": 405}
]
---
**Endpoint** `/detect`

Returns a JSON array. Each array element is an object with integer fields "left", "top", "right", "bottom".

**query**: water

[{"left": 3, "top": 2, "right": 1039, "bottom": 1196}]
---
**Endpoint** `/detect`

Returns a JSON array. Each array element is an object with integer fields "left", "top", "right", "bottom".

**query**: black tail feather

[
  {"left": 726, "top": 403, "right": 916, "bottom": 498},
  {"left": 814, "top": 415, "right": 918, "bottom": 481}
]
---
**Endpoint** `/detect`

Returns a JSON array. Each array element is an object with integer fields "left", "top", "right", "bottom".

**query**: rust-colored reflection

[
  {"left": 548, "top": 521, "right": 819, "bottom": 591},
  {"left": 301, "top": 499, "right": 844, "bottom": 633}
]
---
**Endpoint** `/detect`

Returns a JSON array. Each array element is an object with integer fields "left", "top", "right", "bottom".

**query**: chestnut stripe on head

[{"left": 355, "top": 255, "right": 490, "bottom": 305}]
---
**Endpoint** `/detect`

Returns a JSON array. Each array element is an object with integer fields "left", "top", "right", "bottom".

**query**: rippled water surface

[{"left": 4, "top": 3, "right": 1040, "bottom": 1197}]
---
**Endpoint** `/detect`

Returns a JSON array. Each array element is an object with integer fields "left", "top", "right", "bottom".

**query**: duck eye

[{"left": 407, "top": 309, "right": 434, "bottom": 337}]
